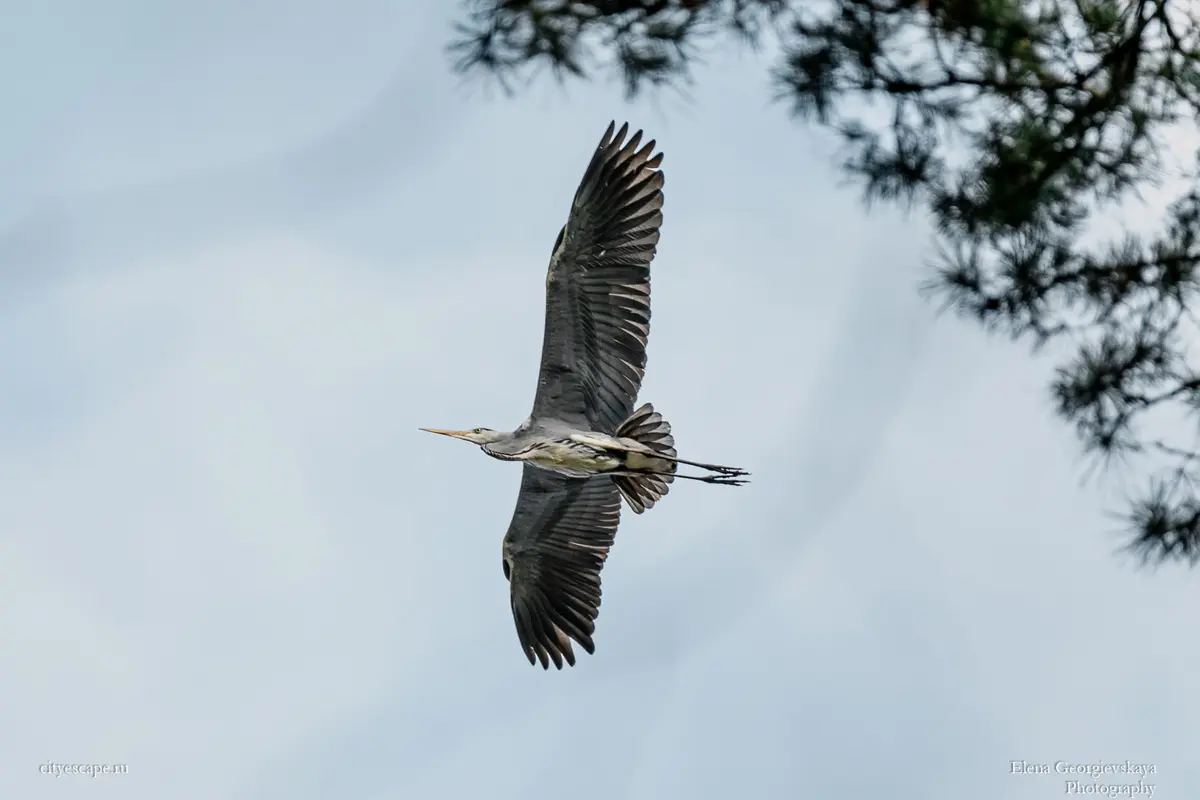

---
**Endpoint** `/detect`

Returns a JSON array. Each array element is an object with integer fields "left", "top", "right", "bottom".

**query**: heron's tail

[{"left": 612, "top": 403, "right": 677, "bottom": 515}]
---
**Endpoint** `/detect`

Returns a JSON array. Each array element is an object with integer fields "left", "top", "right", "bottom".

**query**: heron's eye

[{"left": 473, "top": 428, "right": 483, "bottom": 434}]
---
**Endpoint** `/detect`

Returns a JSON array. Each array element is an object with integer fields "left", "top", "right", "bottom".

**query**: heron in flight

[{"left": 421, "top": 121, "right": 748, "bottom": 669}]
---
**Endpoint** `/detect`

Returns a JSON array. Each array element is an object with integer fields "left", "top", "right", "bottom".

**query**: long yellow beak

[{"left": 419, "top": 428, "right": 473, "bottom": 440}]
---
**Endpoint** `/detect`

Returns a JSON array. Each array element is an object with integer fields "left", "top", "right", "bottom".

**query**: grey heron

[{"left": 421, "top": 121, "right": 748, "bottom": 669}]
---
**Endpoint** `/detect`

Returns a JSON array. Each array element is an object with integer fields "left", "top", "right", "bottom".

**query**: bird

[{"left": 421, "top": 121, "right": 748, "bottom": 669}]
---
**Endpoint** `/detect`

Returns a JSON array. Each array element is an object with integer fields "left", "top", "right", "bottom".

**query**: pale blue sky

[{"left": 1, "top": 2, "right": 1196, "bottom": 798}]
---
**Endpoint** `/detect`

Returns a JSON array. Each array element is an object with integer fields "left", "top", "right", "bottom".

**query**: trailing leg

[{"left": 653, "top": 454, "right": 748, "bottom": 477}]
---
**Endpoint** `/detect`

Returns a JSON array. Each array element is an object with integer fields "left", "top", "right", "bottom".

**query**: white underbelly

[{"left": 524, "top": 441, "right": 621, "bottom": 477}]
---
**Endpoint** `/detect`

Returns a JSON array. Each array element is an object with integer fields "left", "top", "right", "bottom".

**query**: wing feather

[
  {"left": 502, "top": 465, "right": 622, "bottom": 669},
  {"left": 530, "top": 121, "right": 665, "bottom": 433}
]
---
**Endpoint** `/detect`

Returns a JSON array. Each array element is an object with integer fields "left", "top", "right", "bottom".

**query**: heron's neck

[{"left": 481, "top": 433, "right": 527, "bottom": 460}]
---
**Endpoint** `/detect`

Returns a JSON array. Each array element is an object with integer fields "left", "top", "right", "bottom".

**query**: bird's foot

[
  {"left": 707, "top": 465, "right": 749, "bottom": 477},
  {"left": 700, "top": 474, "right": 748, "bottom": 486}
]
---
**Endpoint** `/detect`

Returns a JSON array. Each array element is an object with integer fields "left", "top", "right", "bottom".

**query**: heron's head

[{"left": 419, "top": 427, "right": 505, "bottom": 446}]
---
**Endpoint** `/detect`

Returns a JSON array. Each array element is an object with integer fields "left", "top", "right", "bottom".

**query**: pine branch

[{"left": 449, "top": 0, "right": 1200, "bottom": 566}]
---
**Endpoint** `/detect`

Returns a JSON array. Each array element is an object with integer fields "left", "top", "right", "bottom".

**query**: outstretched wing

[
  {"left": 530, "top": 121, "right": 665, "bottom": 434},
  {"left": 501, "top": 464, "right": 622, "bottom": 669}
]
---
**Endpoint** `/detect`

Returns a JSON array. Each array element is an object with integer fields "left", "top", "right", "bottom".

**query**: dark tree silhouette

[{"left": 449, "top": 0, "right": 1200, "bottom": 567}]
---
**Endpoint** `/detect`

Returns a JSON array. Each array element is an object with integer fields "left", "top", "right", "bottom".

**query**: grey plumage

[
  {"left": 531, "top": 121, "right": 661, "bottom": 434},
  {"left": 611, "top": 403, "right": 676, "bottom": 514},
  {"left": 420, "top": 122, "right": 748, "bottom": 669}
]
